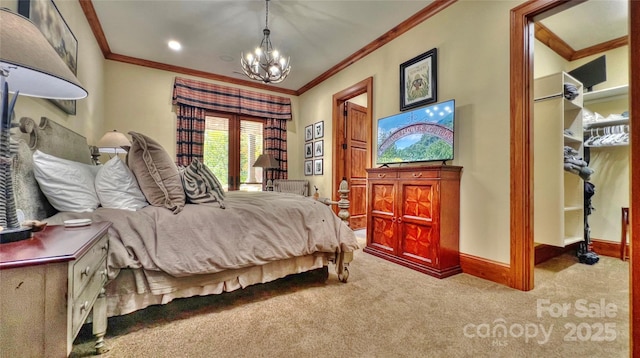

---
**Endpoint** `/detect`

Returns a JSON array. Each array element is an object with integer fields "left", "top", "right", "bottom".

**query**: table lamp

[
  {"left": 252, "top": 153, "right": 278, "bottom": 191},
  {"left": 0, "top": 8, "right": 87, "bottom": 243},
  {"left": 97, "top": 130, "right": 131, "bottom": 156}
]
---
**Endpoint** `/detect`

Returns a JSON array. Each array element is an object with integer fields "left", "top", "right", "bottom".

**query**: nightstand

[{"left": 0, "top": 221, "right": 111, "bottom": 357}]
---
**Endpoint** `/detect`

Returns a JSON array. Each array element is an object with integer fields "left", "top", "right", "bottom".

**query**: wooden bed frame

[{"left": 10, "top": 116, "right": 353, "bottom": 353}]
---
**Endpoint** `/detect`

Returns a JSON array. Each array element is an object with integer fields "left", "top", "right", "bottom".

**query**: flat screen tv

[
  {"left": 376, "top": 99, "right": 455, "bottom": 164},
  {"left": 568, "top": 55, "right": 606, "bottom": 92}
]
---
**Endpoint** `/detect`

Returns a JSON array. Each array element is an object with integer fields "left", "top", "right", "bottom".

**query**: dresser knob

[
  {"left": 81, "top": 266, "right": 91, "bottom": 277},
  {"left": 101, "top": 270, "right": 107, "bottom": 279},
  {"left": 101, "top": 245, "right": 108, "bottom": 252},
  {"left": 412, "top": 172, "right": 423, "bottom": 178},
  {"left": 80, "top": 301, "right": 89, "bottom": 313},
  {"left": 378, "top": 173, "right": 386, "bottom": 178},
  {"left": 391, "top": 217, "right": 396, "bottom": 223}
]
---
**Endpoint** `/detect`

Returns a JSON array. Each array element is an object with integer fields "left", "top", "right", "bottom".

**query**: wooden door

[
  {"left": 338, "top": 102, "right": 369, "bottom": 229},
  {"left": 397, "top": 180, "right": 438, "bottom": 268}
]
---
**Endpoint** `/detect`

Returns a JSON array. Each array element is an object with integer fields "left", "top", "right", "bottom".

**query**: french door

[{"left": 203, "top": 112, "right": 265, "bottom": 191}]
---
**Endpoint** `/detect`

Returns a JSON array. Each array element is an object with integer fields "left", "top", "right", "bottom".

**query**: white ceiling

[
  {"left": 91, "top": 0, "right": 629, "bottom": 92},
  {"left": 92, "top": 0, "right": 433, "bottom": 91},
  {"left": 540, "top": 0, "right": 628, "bottom": 51}
]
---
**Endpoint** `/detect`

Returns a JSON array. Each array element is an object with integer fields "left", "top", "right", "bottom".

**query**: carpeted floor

[{"left": 72, "top": 230, "right": 629, "bottom": 357}]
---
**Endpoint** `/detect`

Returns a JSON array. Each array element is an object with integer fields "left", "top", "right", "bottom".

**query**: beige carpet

[{"left": 72, "top": 231, "right": 629, "bottom": 357}]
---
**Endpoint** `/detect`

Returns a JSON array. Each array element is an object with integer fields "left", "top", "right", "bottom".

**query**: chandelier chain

[{"left": 240, "top": 0, "right": 291, "bottom": 84}]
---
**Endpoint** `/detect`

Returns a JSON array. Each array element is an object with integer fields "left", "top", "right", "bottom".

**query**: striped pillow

[{"left": 181, "top": 159, "right": 225, "bottom": 208}]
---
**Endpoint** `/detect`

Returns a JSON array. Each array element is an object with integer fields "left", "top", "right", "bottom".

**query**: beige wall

[
  {"left": 298, "top": 1, "right": 524, "bottom": 263},
  {"left": 2, "top": 0, "right": 105, "bottom": 144}
]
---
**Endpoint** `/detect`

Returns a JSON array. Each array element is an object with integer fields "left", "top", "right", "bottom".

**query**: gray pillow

[
  {"left": 181, "top": 158, "right": 225, "bottom": 208},
  {"left": 127, "top": 132, "right": 185, "bottom": 214}
]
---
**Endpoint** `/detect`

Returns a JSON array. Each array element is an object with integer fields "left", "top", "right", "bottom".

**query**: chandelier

[{"left": 240, "top": 0, "right": 291, "bottom": 84}]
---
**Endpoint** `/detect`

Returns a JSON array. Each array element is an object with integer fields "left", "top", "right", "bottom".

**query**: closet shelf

[
  {"left": 583, "top": 85, "right": 628, "bottom": 104},
  {"left": 583, "top": 117, "right": 629, "bottom": 129},
  {"left": 584, "top": 142, "right": 629, "bottom": 148},
  {"left": 564, "top": 134, "right": 582, "bottom": 144},
  {"left": 564, "top": 236, "right": 584, "bottom": 246}
]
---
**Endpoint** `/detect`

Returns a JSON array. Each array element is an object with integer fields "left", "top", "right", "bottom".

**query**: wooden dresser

[
  {"left": 365, "top": 165, "right": 462, "bottom": 278},
  {"left": 0, "top": 222, "right": 111, "bottom": 357}
]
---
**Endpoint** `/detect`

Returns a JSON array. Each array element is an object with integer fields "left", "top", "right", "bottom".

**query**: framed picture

[
  {"left": 313, "top": 159, "right": 323, "bottom": 175},
  {"left": 19, "top": 0, "right": 78, "bottom": 115},
  {"left": 400, "top": 48, "right": 437, "bottom": 111},
  {"left": 304, "top": 160, "right": 313, "bottom": 176},
  {"left": 314, "top": 121, "right": 324, "bottom": 139},
  {"left": 304, "top": 142, "right": 313, "bottom": 159},
  {"left": 304, "top": 124, "right": 313, "bottom": 141},
  {"left": 314, "top": 140, "right": 323, "bottom": 157}
]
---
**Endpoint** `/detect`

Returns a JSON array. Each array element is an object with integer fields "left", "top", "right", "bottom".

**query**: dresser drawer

[
  {"left": 398, "top": 170, "right": 440, "bottom": 179},
  {"left": 367, "top": 170, "right": 398, "bottom": 179},
  {"left": 71, "top": 234, "right": 108, "bottom": 299},
  {"left": 71, "top": 258, "right": 107, "bottom": 338}
]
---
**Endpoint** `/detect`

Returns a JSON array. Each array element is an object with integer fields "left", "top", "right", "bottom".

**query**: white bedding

[{"left": 46, "top": 191, "right": 357, "bottom": 282}]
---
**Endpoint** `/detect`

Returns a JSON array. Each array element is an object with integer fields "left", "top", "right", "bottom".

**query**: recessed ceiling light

[{"left": 168, "top": 40, "right": 182, "bottom": 51}]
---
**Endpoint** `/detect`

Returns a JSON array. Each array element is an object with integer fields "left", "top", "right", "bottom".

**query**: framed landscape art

[{"left": 19, "top": 0, "right": 78, "bottom": 115}]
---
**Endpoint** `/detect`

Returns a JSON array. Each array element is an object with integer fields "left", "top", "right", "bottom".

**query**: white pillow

[
  {"left": 95, "top": 156, "right": 148, "bottom": 211},
  {"left": 32, "top": 150, "right": 100, "bottom": 212}
]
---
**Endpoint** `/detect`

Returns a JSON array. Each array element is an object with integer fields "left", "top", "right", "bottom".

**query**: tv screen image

[{"left": 377, "top": 99, "right": 455, "bottom": 164}]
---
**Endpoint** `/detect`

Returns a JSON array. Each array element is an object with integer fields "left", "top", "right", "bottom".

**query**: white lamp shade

[
  {"left": 0, "top": 8, "right": 87, "bottom": 99},
  {"left": 97, "top": 130, "right": 131, "bottom": 154}
]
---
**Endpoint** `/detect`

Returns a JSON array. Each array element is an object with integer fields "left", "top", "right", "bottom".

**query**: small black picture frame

[
  {"left": 400, "top": 48, "right": 437, "bottom": 111},
  {"left": 314, "top": 121, "right": 324, "bottom": 139},
  {"left": 305, "top": 124, "right": 313, "bottom": 142},
  {"left": 314, "top": 140, "right": 323, "bottom": 157},
  {"left": 304, "top": 160, "right": 313, "bottom": 176},
  {"left": 313, "top": 159, "right": 323, "bottom": 175},
  {"left": 304, "top": 142, "right": 313, "bottom": 159}
]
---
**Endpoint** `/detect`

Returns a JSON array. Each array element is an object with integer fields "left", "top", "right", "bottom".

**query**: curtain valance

[{"left": 172, "top": 77, "right": 292, "bottom": 120}]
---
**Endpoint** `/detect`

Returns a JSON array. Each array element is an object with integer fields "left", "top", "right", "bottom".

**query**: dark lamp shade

[
  {"left": 253, "top": 153, "right": 278, "bottom": 168},
  {"left": 0, "top": 8, "right": 87, "bottom": 99}
]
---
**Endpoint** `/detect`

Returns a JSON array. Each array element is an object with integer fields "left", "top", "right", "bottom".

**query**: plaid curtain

[
  {"left": 265, "top": 118, "right": 288, "bottom": 182},
  {"left": 176, "top": 104, "right": 206, "bottom": 167},
  {"left": 172, "top": 77, "right": 292, "bottom": 120},
  {"left": 173, "top": 77, "right": 291, "bottom": 176}
]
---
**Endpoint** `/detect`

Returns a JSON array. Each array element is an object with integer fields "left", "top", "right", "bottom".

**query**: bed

[{"left": 11, "top": 117, "right": 357, "bottom": 353}]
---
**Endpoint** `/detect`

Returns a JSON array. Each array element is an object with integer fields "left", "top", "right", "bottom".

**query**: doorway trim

[
  {"left": 510, "top": 0, "right": 638, "bottom": 353},
  {"left": 331, "top": 77, "right": 373, "bottom": 198}
]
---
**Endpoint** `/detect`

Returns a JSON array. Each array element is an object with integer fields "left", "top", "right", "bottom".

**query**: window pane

[
  {"left": 240, "top": 120, "right": 263, "bottom": 191},
  {"left": 203, "top": 116, "right": 229, "bottom": 190}
]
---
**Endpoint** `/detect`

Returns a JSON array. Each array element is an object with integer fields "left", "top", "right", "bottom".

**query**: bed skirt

[{"left": 105, "top": 254, "right": 327, "bottom": 317}]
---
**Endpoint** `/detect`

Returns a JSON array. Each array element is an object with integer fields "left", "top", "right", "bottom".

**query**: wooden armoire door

[{"left": 397, "top": 180, "right": 438, "bottom": 268}]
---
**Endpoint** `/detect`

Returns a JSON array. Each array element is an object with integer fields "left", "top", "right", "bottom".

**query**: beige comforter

[{"left": 47, "top": 191, "right": 357, "bottom": 280}]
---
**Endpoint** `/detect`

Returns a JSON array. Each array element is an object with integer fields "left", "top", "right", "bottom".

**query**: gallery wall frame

[
  {"left": 400, "top": 48, "right": 437, "bottom": 111},
  {"left": 18, "top": 0, "right": 78, "bottom": 115},
  {"left": 304, "top": 142, "right": 313, "bottom": 159},
  {"left": 314, "top": 121, "right": 324, "bottom": 139},
  {"left": 314, "top": 159, "right": 323, "bottom": 175},
  {"left": 314, "top": 140, "right": 323, "bottom": 157},
  {"left": 304, "top": 160, "right": 313, "bottom": 176},
  {"left": 304, "top": 124, "right": 313, "bottom": 141}
]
